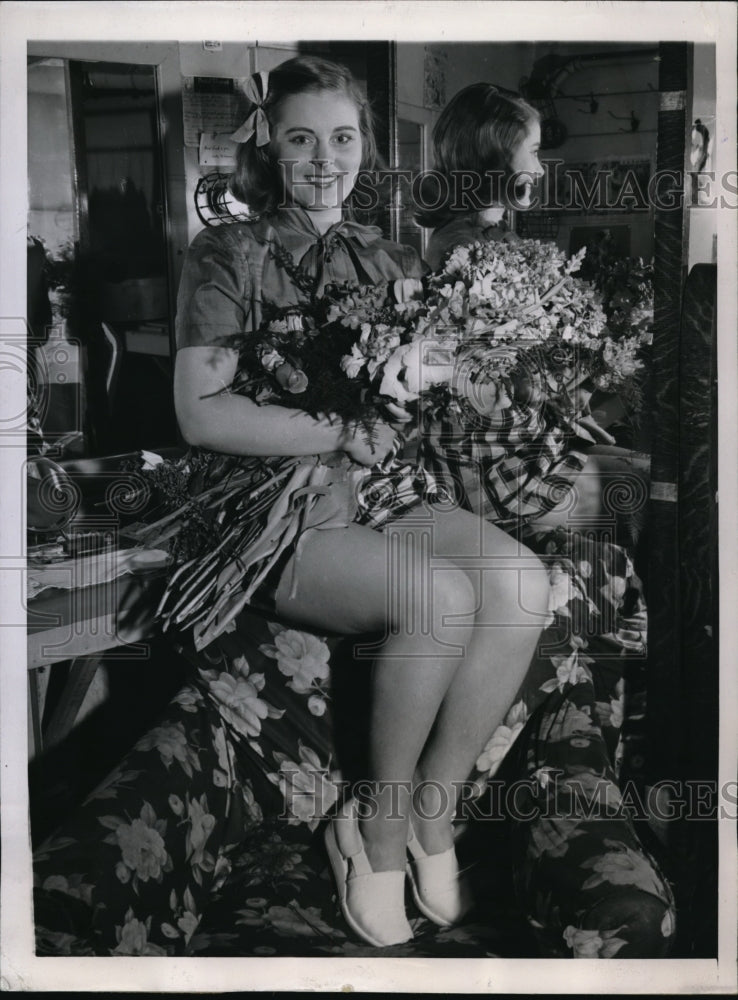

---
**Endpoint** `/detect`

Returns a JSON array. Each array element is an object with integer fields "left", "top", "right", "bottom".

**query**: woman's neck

[
  {"left": 475, "top": 206, "right": 506, "bottom": 228},
  {"left": 301, "top": 207, "right": 344, "bottom": 235}
]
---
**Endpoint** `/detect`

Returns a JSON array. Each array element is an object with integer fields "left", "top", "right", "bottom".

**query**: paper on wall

[
  {"left": 199, "top": 132, "right": 238, "bottom": 167},
  {"left": 182, "top": 75, "right": 250, "bottom": 148}
]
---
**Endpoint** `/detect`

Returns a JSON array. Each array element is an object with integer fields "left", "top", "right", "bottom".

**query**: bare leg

[
  {"left": 275, "top": 518, "right": 476, "bottom": 871},
  {"left": 395, "top": 505, "right": 551, "bottom": 855},
  {"left": 275, "top": 503, "right": 550, "bottom": 870}
]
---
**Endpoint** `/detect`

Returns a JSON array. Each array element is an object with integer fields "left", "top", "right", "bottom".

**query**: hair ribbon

[{"left": 231, "top": 70, "right": 270, "bottom": 146}]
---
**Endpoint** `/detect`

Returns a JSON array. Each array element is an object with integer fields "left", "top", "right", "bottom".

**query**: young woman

[{"left": 170, "top": 58, "right": 550, "bottom": 948}]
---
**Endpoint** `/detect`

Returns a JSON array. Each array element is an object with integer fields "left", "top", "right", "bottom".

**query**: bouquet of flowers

[
  {"left": 221, "top": 239, "right": 645, "bottom": 430},
  {"left": 223, "top": 279, "right": 411, "bottom": 437},
  {"left": 381, "top": 239, "right": 648, "bottom": 414}
]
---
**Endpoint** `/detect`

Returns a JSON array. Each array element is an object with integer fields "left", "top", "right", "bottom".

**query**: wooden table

[{"left": 27, "top": 565, "right": 166, "bottom": 757}]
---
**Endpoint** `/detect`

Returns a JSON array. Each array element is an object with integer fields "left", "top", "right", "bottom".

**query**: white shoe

[
  {"left": 324, "top": 799, "right": 413, "bottom": 948},
  {"left": 406, "top": 820, "right": 473, "bottom": 927}
]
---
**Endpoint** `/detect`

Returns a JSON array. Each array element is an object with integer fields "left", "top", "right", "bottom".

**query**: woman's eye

[
  {"left": 290, "top": 135, "right": 314, "bottom": 146},
  {"left": 334, "top": 134, "right": 354, "bottom": 145}
]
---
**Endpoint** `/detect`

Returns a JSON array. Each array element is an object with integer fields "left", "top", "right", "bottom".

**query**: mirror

[{"left": 27, "top": 55, "right": 179, "bottom": 458}]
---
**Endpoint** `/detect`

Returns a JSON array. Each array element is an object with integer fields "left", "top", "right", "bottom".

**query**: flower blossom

[{"left": 264, "top": 629, "right": 330, "bottom": 694}]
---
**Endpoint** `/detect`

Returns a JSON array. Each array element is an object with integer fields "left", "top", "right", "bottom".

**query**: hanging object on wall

[
  {"left": 520, "top": 48, "right": 658, "bottom": 150},
  {"left": 182, "top": 76, "right": 250, "bottom": 148},
  {"left": 575, "top": 92, "right": 599, "bottom": 115},
  {"left": 609, "top": 109, "right": 641, "bottom": 132},
  {"left": 690, "top": 118, "right": 712, "bottom": 172},
  {"left": 690, "top": 117, "right": 715, "bottom": 207},
  {"left": 199, "top": 131, "right": 238, "bottom": 168},
  {"left": 194, "top": 172, "right": 253, "bottom": 227}
]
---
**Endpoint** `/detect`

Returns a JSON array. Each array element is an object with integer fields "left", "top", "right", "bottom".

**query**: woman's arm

[
  {"left": 174, "top": 345, "right": 395, "bottom": 463},
  {"left": 175, "top": 345, "right": 348, "bottom": 455}
]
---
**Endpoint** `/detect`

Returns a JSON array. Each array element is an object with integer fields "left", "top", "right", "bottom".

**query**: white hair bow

[{"left": 231, "top": 70, "right": 270, "bottom": 146}]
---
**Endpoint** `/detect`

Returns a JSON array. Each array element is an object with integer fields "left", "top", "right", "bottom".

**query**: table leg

[{"left": 43, "top": 655, "right": 103, "bottom": 751}]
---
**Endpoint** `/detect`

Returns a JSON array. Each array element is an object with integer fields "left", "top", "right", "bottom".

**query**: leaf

[
  {"left": 161, "top": 922, "right": 180, "bottom": 939},
  {"left": 183, "top": 886, "right": 197, "bottom": 914},
  {"left": 539, "top": 678, "right": 561, "bottom": 694},
  {"left": 97, "top": 815, "right": 124, "bottom": 831},
  {"left": 140, "top": 801, "right": 157, "bottom": 826}
]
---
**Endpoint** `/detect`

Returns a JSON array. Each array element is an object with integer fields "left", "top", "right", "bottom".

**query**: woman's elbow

[{"left": 174, "top": 400, "right": 210, "bottom": 448}]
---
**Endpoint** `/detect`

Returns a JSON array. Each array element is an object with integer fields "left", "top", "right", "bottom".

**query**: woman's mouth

[{"left": 306, "top": 175, "right": 338, "bottom": 188}]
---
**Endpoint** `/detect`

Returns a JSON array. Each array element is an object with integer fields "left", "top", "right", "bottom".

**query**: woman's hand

[{"left": 339, "top": 419, "right": 397, "bottom": 466}]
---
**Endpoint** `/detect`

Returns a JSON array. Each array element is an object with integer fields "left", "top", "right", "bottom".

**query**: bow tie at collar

[{"left": 277, "top": 208, "right": 383, "bottom": 248}]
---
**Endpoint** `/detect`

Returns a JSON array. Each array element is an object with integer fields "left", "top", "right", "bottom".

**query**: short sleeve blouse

[{"left": 176, "top": 207, "right": 425, "bottom": 349}]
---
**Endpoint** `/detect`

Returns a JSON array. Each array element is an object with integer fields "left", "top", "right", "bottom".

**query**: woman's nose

[{"left": 310, "top": 141, "right": 334, "bottom": 166}]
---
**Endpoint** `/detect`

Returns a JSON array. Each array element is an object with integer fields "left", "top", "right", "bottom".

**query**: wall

[
  {"left": 27, "top": 59, "right": 76, "bottom": 256},
  {"left": 176, "top": 42, "right": 299, "bottom": 242}
]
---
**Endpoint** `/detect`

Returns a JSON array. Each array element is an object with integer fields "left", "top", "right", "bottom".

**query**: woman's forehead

[
  {"left": 522, "top": 119, "right": 541, "bottom": 145},
  {"left": 273, "top": 89, "right": 360, "bottom": 129}
]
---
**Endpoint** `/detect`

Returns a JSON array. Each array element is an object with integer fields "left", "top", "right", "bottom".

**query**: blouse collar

[{"left": 272, "top": 206, "right": 383, "bottom": 247}]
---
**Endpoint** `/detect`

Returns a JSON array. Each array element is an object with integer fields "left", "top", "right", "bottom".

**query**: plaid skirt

[{"left": 419, "top": 399, "right": 589, "bottom": 528}]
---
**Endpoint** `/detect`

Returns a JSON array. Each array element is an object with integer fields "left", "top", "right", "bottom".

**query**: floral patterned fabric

[{"left": 32, "top": 519, "right": 675, "bottom": 959}]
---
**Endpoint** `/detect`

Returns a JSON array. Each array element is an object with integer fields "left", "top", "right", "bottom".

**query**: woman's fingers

[
  {"left": 575, "top": 414, "right": 617, "bottom": 446},
  {"left": 384, "top": 401, "right": 414, "bottom": 423},
  {"left": 341, "top": 420, "right": 398, "bottom": 466}
]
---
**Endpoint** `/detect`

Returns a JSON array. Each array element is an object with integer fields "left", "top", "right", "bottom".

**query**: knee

[
  {"left": 431, "top": 567, "right": 476, "bottom": 630},
  {"left": 386, "top": 560, "right": 475, "bottom": 639}
]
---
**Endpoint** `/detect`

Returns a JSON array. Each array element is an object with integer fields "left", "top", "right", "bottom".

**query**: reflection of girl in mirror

[
  {"left": 411, "top": 82, "right": 670, "bottom": 954},
  {"left": 416, "top": 83, "right": 649, "bottom": 536},
  {"left": 418, "top": 84, "right": 544, "bottom": 269}
]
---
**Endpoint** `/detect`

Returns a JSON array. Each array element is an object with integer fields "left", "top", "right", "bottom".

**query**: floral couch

[{"left": 32, "top": 515, "right": 676, "bottom": 960}]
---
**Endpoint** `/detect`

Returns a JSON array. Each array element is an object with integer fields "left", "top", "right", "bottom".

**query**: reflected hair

[
  {"left": 229, "top": 55, "right": 378, "bottom": 216},
  {"left": 415, "top": 83, "right": 539, "bottom": 228}
]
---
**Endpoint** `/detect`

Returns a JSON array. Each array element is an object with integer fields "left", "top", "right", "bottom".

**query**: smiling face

[
  {"left": 269, "top": 89, "right": 363, "bottom": 219},
  {"left": 508, "top": 119, "right": 543, "bottom": 210}
]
